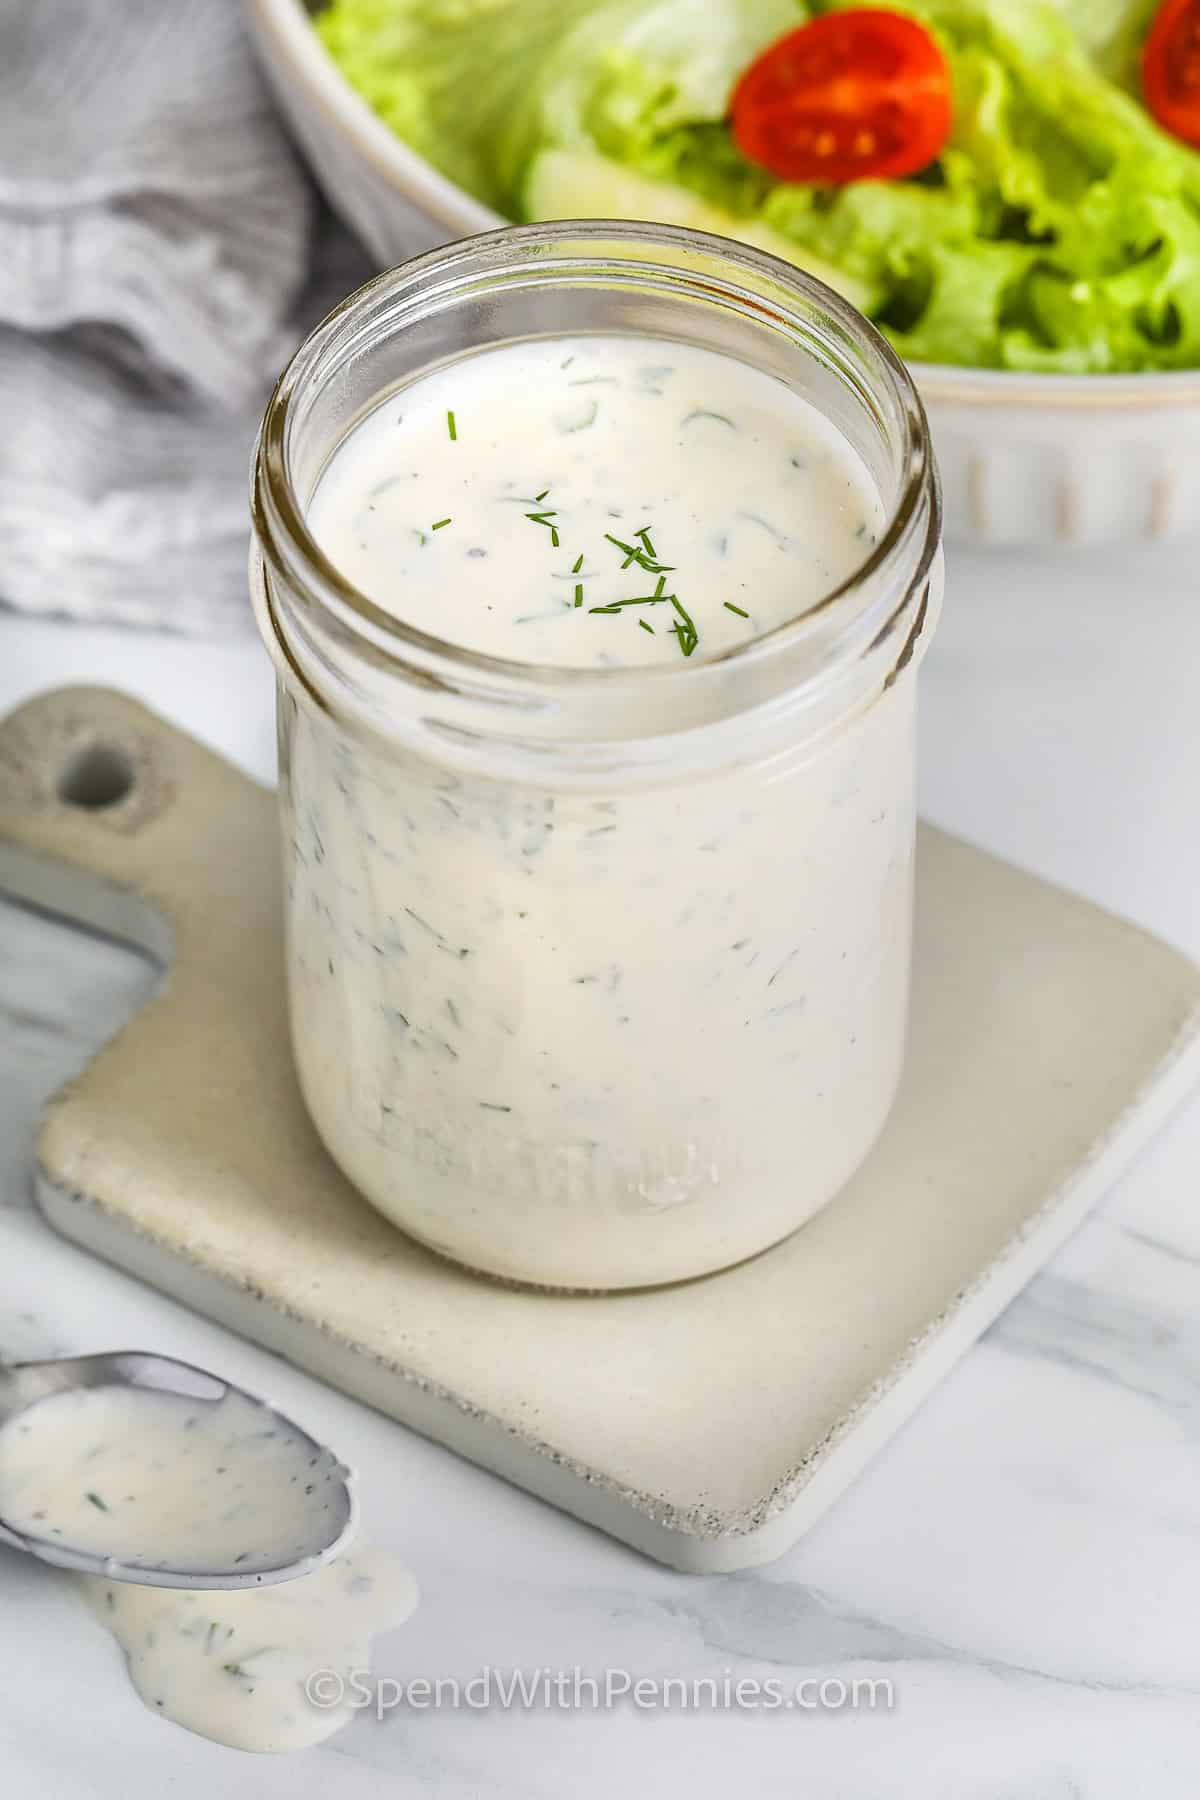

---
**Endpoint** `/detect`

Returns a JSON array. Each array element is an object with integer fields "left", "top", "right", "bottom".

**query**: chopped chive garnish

[
  {"left": 589, "top": 593, "right": 670, "bottom": 612},
  {"left": 86, "top": 1491, "right": 109, "bottom": 1511},
  {"left": 524, "top": 508, "right": 561, "bottom": 548},
  {"left": 572, "top": 554, "right": 584, "bottom": 573},
  {"left": 534, "top": 488, "right": 550, "bottom": 503},
  {"left": 669, "top": 595, "right": 699, "bottom": 658},
  {"left": 603, "top": 532, "right": 674, "bottom": 576},
  {"left": 724, "top": 602, "right": 750, "bottom": 618},
  {"left": 446, "top": 410, "right": 457, "bottom": 441},
  {"left": 639, "top": 620, "right": 655, "bottom": 634},
  {"left": 636, "top": 526, "right": 657, "bottom": 559},
  {"left": 574, "top": 584, "right": 583, "bottom": 607},
  {"left": 431, "top": 517, "right": 451, "bottom": 531}
]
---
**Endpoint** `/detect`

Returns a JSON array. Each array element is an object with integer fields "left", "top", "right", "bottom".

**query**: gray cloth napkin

[{"left": 0, "top": 0, "right": 375, "bottom": 632}]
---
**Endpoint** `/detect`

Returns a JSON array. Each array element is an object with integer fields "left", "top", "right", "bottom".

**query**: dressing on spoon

[
  {"left": 0, "top": 1359, "right": 418, "bottom": 1754},
  {"left": 0, "top": 1382, "right": 350, "bottom": 1581}
]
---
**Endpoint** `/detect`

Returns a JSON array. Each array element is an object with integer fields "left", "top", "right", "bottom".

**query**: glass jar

[{"left": 250, "top": 223, "right": 942, "bottom": 1291}]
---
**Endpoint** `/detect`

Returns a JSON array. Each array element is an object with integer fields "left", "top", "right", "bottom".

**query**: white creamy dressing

[
  {"left": 82, "top": 1545, "right": 418, "bottom": 1753},
  {"left": 288, "top": 331, "right": 917, "bottom": 1288},
  {"left": 0, "top": 1384, "right": 347, "bottom": 1577},
  {"left": 0, "top": 1381, "right": 417, "bottom": 1754},
  {"left": 309, "top": 336, "right": 884, "bottom": 668}
]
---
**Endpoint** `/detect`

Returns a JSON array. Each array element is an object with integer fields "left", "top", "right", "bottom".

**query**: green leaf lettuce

[{"left": 319, "top": 0, "right": 1200, "bottom": 371}]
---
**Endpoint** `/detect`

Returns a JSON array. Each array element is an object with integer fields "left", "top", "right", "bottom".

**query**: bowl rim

[{"left": 248, "top": 0, "right": 1200, "bottom": 409}]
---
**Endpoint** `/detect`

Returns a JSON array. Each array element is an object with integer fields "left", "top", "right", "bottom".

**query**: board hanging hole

[{"left": 57, "top": 744, "right": 135, "bottom": 811}]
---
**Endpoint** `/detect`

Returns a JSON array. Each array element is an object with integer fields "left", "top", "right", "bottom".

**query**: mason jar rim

[{"left": 252, "top": 220, "right": 940, "bottom": 718}]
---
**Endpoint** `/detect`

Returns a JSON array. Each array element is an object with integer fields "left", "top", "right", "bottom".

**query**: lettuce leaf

[
  {"left": 1038, "top": 0, "right": 1159, "bottom": 72},
  {"left": 318, "top": 0, "right": 804, "bottom": 209},
  {"left": 765, "top": 0, "right": 1200, "bottom": 368},
  {"left": 320, "top": 0, "right": 1200, "bottom": 372}
]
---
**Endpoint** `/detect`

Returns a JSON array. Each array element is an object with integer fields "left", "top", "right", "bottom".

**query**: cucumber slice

[{"left": 522, "top": 149, "right": 876, "bottom": 317}]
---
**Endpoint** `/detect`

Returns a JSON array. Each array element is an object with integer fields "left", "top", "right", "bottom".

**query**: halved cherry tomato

[
  {"left": 731, "top": 9, "right": 953, "bottom": 186},
  {"left": 1144, "top": 0, "right": 1200, "bottom": 147}
]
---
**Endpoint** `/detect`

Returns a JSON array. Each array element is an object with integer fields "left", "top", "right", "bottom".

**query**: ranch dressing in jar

[
  {"left": 306, "top": 336, "right": 885, "bottom": 669},
  {"left": 252, "top": 224, "right": 942, "bottom": 1288}
]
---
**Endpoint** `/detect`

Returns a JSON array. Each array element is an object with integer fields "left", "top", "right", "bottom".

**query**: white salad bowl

[{"left": 248, "top": 0, "right": 1200, "bottom": 549}]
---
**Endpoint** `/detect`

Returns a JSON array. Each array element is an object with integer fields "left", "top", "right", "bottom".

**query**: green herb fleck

[
  {"left": 86, "top": 1491, "right": 109, "bottom": 1512},
  {"left": 639, "top": 620, "right": 655, "bottom": 634},
  {"left": 589, "top": 577, "right": 670, "bottom": 615},
  {"left": 446, "top": 410, "right": 457, "bottom": 441},
  {"left": 574, "top": 584, "right": 583, "bottom": 608},
  {"left": 523, "top": 506, "right": 561, "bottom": 544},
  {"left": 738, "top": 510, "right": 785, "bottom": 544},
  {"left": 724, "top": 602, "right": 750, "bottom": 619},
  {"left": 431, "top": 517, "right": 451, "bottom": 531},
  {"left": 669, "top": 595, "right": 699, "bottom": 659},
  {"left": 572, "top": 554, "right": 584, "bottom": 573},
  {"left": 534, "top": 488, "right": 550, "bottom": 503},
  {"left": 682, "top": 409, "right": 736, "bottom": 430},
  {"left": 769, "top": 948, "right": 800, "bottom": 988},
  {"left": 404, "top": 906, "right": 445, "bottom": 944},
  {"left": 603, "top": 532, "right": 673, "bottom": 576}
]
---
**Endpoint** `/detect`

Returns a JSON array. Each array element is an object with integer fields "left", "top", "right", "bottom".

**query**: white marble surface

[{"left": 3, "top": 541, "right": 1200, "bottom": 1796}]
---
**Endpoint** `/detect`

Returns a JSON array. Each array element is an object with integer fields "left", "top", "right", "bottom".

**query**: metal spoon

[{"left": 0, "top": 1351, "right": 355, "bottom": 1589}]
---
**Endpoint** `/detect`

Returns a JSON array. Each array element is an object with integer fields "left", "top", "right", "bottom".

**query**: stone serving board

[{"left": 3, "top": 685, "right": 1200, "bottom": 1573}]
